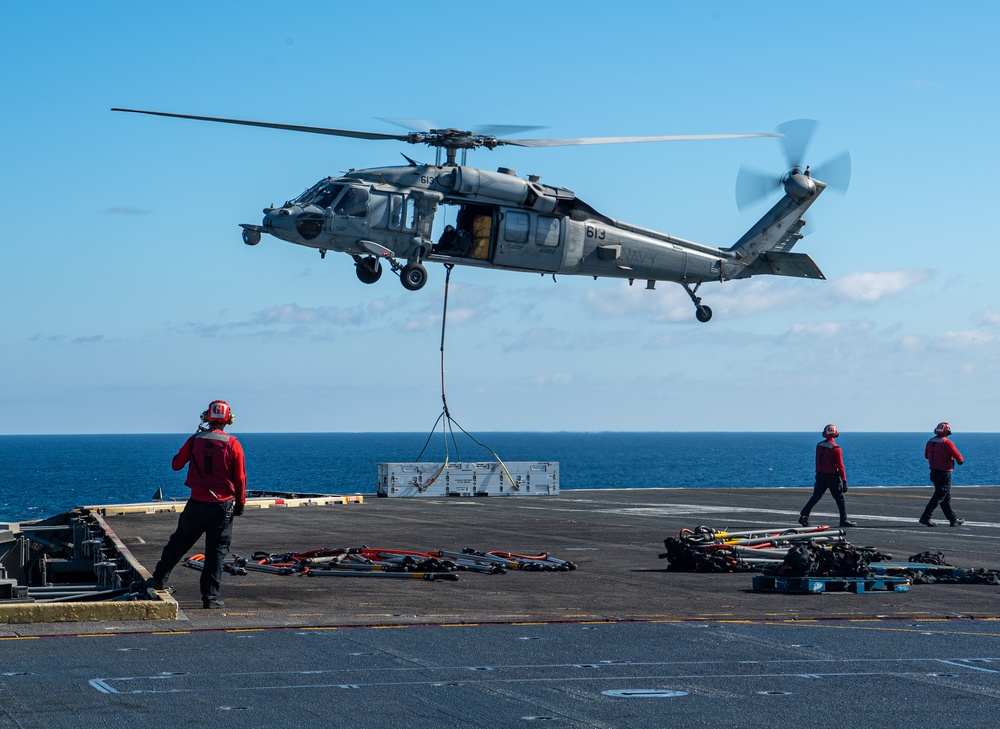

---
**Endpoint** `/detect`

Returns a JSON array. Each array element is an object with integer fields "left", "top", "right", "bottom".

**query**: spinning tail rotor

[{"left": 736, "top": 119, "right": 851, "bottom": 212}]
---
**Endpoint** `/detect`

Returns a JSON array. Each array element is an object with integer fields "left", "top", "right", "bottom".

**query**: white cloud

[
  {"left": 781, "top": 319, "right": 874, "bottom": 343},
  {"left": 401, "top": 315, "right": 442, "bottom": 332},
  {"left": 975, "top": 309, "right": 1000, "bottom": 326},
  {"left": 936, "top": 330, "right": 1000, "bottom": 349},
  {"left": 504, "top": 327, "right": 565, "bottom": 352},
  {"left": 252, "top": 304, "right": 363, "bottom": 326},
  {"left": 890, "top": 329, "right": 1000, "bottom": 352},
  {"left": 585, "top": 285, "right": 688, "bottom": 321},
  {"left": 583, "top": 267, "right": 933, "bottom": 323},
  {"left": 830, "top": 269, "right": 932, "bottom": 303},
  {"left": 529, "top": 372, "right": 575, "bottom": 387},
  {"left": 585, "top": 277, "right": 820, "bottom": 321}
]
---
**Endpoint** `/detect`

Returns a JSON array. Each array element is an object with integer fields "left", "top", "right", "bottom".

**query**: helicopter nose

[
  {"left": 263, "top": 206, "right": 324, "bottom": 242},
  {"left": 262, "top": 207, "right": 296, "bottom": 241}
]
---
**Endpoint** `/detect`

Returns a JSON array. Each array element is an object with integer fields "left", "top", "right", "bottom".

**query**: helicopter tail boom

[{"left": 726, "top": 173, "right": 826, "bottom": 281}]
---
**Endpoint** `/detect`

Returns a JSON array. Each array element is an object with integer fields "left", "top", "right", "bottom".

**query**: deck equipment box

[{"left": 377, "top": 461, "right": 558, "bottom": 497}]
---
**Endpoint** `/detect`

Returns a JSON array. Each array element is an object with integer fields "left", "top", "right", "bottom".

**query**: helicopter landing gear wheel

[
  {"left": 355, "top": 256, "right": 383, "bottom": 284},
  {"left": 400, "top": 262, "right": 428, "bottom": 291},
  {"left": 681, "top": 282, "right": 712, "bottom": 323}
]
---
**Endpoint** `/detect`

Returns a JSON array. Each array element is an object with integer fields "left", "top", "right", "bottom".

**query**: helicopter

[{"left": 112, "top": 109, "right": 850, "bottom": 322}]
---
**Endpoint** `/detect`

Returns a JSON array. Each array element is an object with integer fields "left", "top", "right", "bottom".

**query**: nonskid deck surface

[{"left": 5, "top": 486, "right": 1000, "bottom": 637}]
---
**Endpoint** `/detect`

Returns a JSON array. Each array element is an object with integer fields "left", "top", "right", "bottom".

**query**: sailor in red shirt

[
  {"left": 147, "top": 400, "right": 247, "bottom": 608},
  {"left": 798, "top": 424, "right": 857, "bottom": 528},
  {"left": 919, "top": 422, "right": 965, "bottom": 527}
]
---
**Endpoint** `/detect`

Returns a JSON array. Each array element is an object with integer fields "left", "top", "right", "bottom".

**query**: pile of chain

[
  {"left": 186, "top": 546, "right": 576, "bottom": 582},
  {"left": 659, "top": 525, "right": 890, "bottom": 576},
  {"left": 764, "top": 542, "right": 883, "bottom": 578},
  {"left": 903, "top": 551, "right": 1000, "bottom": 585}
]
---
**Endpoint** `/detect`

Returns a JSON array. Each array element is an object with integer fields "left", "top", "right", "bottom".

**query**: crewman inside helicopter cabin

[
  {"left": 437, "top": 224, "right": 472, "bottom": 256},
  {"left": 437, "top": 205, "right": 492, "bottom": 260}
]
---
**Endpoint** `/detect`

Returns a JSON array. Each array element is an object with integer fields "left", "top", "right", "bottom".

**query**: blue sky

[{"left": 2, "top": 2, "right": 998, "bottom": 434}]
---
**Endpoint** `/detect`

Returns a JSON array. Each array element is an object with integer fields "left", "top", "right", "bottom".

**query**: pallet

[
  {"left": 752, "top": 575, "right": 911, "bottom": 594},
  {"left": 870, "top": 562, "right": 965, "bottom": 577}
]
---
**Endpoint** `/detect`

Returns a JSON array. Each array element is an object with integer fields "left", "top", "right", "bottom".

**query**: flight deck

[
  {"left": 5, "top": 487, "right": 1000, "bottom": 728},
  {"left": 4, "top": 485, "right": 999, "bottom": 636}
]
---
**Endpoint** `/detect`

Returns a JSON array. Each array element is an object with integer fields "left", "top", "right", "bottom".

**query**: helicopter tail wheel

[
  {"left": 354, "top": 256, "right": 383, "bottom": 284},
  {"left": 681, "top": 282, "right": 712, "bottom": 323},
  {"left": 400, "top": 262, "right": 428, "bottom": 291}
]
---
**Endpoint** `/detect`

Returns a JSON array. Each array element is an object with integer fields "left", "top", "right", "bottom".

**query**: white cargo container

[{"left": 377, "top": 461, "right": 558, "bottom": 497}]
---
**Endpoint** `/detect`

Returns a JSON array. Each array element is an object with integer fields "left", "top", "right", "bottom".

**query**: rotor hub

[{"left": 783, "top": 169, "right": 817, "bottom": 200}]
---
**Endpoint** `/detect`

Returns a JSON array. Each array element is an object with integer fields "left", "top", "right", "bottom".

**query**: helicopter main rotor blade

[
  {"left": 811, "top": 149, "right": 852, "bottom": 193},
  {"left": 735, "top": 165, "right": 782, "bottom": 212},
  {"left": 474, "top": 124, "right": 548, "bottom": 138},
  {"left": 112, "top": 108, "right": 413, "bottom": 143},
  {"left": 114, "top": 108, "right": 782, "bottom": 155},
  {"left": 506, "top": 132, "right": 781, "bottom": 148},
  {"left": 378, "top": 117, "right": 439, "bottom": 133},
  {"left": 775, "top": 119, "right": 818, "bottom": 170}
]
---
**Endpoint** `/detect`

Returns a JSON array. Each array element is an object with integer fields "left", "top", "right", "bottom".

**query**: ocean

[{"left": 2, "top": 432, "right": 998, "bottom": 524}]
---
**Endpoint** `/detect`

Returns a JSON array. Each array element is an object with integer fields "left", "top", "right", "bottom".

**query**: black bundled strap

[
  {"left": 908, "top": 567, "right": 1000, "bottom": 586},
  {"left": 864, "top": 549, "right": 894, "bottom": 563},
  {"left": 763, "top": 543, "right": 872, "bottom": 578},
  {"left": 817, "top": 544, "right": 872, "bottom": 578},
  {"left": 893, "top": 551, "right": 1000, "bottom": 585},
  {"left": 764, "top": 544, "right": 817, "bottom": 577},
  {"left": 660, "top": 537, "right": 756, "bottom": 573},
  {"left": 909, "top": 551, "right": 948, "bottom": 565}
]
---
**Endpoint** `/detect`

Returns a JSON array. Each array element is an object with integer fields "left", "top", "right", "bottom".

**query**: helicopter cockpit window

[
  {"left": 311, "top": 183, "right": 345, "bottom": 209},
  {"left": 505, "top": 211, "right": 530, "bottom": 244},
  {"left": 292, "top": 181, "right": 326, "bottom": 205},
  {"left": 389, "top": 195, "right": 403, "bottom": 230},
  {"left": 407, "top": 198, "right": 418, "bottom": 230},
  {"left": 334, "top": 187, "right": 369, "bottom": 218},
  {"left": 389, "top": 195, "right": 415, "bottom": 231}
]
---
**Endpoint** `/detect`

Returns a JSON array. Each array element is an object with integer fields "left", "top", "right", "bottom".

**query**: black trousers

[
  {"left": 153, "top": 498, "right": 234, "bottom": 601},
  {"left": 801, "top": 472, "right": 848, "bottom": 521},
  {"left": 922, "top": 469, "right": 957, "bottom": 521}
]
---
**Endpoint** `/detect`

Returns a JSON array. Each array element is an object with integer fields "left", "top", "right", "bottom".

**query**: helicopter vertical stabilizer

[
  {"left": 727, "top": 119, "right": 850, "bottom": 283},
  {"left": 727, "top": 173, "right": 827, "bottom": 280}
]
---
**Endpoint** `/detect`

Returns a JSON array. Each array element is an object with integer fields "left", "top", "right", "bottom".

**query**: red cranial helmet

[
  {"left": 934, "top": 421, "right": 951, "bottom": 436},
  {"left": 201, "top": 400, "right": 235, "bottom": 425},
  {"left": 822, "top": 424, "right": 839, "bottom": 438}
]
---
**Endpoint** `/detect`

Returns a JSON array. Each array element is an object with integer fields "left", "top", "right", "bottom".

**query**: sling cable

[{"left": 414, "top": 264, "right": 517, "bottom": 492}]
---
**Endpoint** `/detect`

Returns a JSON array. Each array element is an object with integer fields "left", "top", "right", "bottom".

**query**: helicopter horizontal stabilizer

[{"left": 733, "top": 251, "right": 825, "bottom": 280}]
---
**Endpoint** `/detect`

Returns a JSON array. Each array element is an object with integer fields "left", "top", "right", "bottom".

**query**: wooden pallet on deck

[{"left": 752, "top": 575, "right": 911, "bottom": 594}]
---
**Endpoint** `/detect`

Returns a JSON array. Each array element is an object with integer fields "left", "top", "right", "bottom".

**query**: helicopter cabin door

[{"left": 492, "top": 209, "right": 563, "bottom": 272}]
